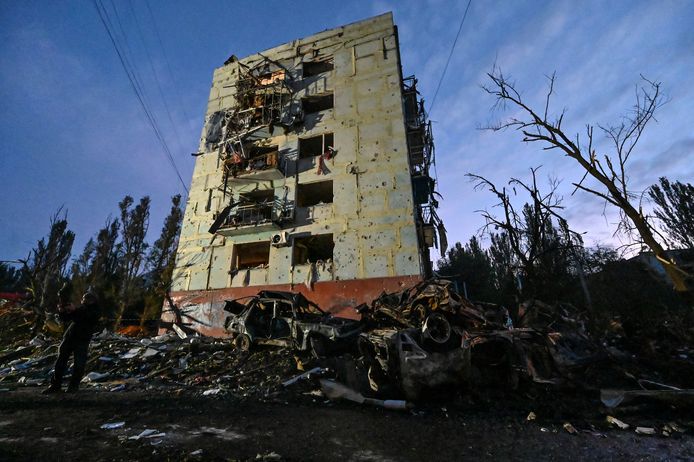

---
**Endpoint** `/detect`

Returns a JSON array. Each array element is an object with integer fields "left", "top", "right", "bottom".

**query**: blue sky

[{"left": 1, "top": 0, "right": 693, "bottom": 264}]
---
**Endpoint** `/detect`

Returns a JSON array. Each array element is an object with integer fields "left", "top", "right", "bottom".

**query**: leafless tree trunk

[{"left": 483, "top": 71, "right": 692, "bottom": 298}]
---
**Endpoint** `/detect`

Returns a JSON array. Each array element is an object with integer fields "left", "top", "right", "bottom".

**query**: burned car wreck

[
  {"left": 223, "top": 290, "right": 363, "bottom": 357},
  {"left": 357, "top": 279, "right": 601, "bottom": 400}
]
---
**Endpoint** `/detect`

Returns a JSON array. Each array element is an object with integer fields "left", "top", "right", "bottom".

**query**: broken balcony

[
  {"left": 223, "top": 146, "right": 286, "bottom": 182},
  {"left": 215, "top": 200, "right": 292, "bottom": 236}
]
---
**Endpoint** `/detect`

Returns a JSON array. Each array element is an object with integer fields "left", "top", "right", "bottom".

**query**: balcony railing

[
  {"left": 224, "top": 151, "right": 285, "bottom": 180},
  {"left": 214, "top": 199, "right": 294, "bottom": 235}
]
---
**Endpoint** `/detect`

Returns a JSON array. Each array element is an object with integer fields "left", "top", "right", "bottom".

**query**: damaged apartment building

[{"left": 166, "top": 13, "right": 445, "bottom": 335}]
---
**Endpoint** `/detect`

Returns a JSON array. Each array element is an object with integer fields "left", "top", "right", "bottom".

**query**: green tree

[
  {"left": 70, "top": 219, "right": 121, "bottom": 326},
  {"left": 115, "top": 196, "right": 151, "bottom": 328},
  {"left": 0, "top": 262, "right": 23, "bottom": 292},
  {"left": 141, "top": 194, "right": 183, "bottom": 327},
  {"left": 20, "top": 210, "right": 75, "bottom": 334},
  {"left": 649, "top": 177, "right": 694, "bottom": 250},
  {"left": 438, "top": 236, "right": 496, "bottom": 302}
]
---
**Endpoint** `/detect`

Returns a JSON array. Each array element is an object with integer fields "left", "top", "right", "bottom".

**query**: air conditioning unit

[{"left": 271, "top": 232, "right": 289, "bottom": 247}]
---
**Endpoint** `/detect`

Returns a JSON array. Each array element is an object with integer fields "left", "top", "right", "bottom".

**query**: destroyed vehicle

[
  {"left": 359, "top": 328, "right": 469, "bottom": 400},
  {"left": 224, "top": 290, "right": 362, "bottom": 357},
  {"left": 358, "top": 279, "right": 513, "bottom": 349},
  {"left": 356, "top": 282, "right": 601, "bottom": 399}
]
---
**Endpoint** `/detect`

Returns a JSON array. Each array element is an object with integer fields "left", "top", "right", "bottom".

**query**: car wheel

[
  {"left": 310, "top": 335, "right": 328, "bottom": 358},
  {"left": 422, "top": 312, "right": 451, "bottom": 344},
  {"left": 234, "top": 333, "right": 252, "bottom": 352}
]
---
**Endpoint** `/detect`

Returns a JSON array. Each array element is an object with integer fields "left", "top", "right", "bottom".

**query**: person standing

[{"left": 43, "top": 290, "right": 101, "bottom": 394}]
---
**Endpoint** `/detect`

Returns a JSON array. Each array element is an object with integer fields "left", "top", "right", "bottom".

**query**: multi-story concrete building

[{"left": 167, "top": 13, "right": 445, "bottom": 335}]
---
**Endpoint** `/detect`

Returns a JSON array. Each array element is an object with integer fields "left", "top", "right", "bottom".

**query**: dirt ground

[{"left": 1, "top": 388, "right": 693, "bottom": 462}]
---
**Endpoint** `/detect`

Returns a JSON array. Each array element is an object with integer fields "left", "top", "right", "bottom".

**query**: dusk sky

[{"left": 1, "top": 0, "right": 692, "bottom": 264}]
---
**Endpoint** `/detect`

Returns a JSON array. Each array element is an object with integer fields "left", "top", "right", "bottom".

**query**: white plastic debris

[
  {"left": 129, "top": 429, "right": 159, "bottom": 440},
  {"left": 202, "top": 388, "right": 222, "bottom": 396},
  {"left": 82, "top": 371, "right": 110, "bottom": 383},
  {"left": 281, "top": 367, "right": 324, "bottom": 387},
  {"left": 635, "top": 427, "right": 656, "bottom": 435},
  {"left": 190, "top": 449, "right": 203, "bottom": 456},
  {"left": 100, "top": 421, "right": 125, "bottom": 430},
  {"left": 120, "top": 348, "right": 142, "bottom": 359}
]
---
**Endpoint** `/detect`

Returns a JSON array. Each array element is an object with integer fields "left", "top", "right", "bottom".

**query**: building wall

[{"left": 168, "top": 13, "right": 424, "bottom": 328}]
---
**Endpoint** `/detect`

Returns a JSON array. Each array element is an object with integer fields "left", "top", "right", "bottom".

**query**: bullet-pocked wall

[{"left": 168, "top": 13, "right": 428, "bottom": 326}]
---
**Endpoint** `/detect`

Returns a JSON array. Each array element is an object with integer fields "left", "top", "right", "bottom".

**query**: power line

[
  {"left": 144, "top": 0, "right": 197, "bottom": 136},
  {"left": 428, "top": 0, "right": 472, "bottom": 115},
  {"left": 126, "top": 0, "right": 187, "bottom": 157},
  {"left": 92, "top": 0, "right": 188, "bottom": 194}
]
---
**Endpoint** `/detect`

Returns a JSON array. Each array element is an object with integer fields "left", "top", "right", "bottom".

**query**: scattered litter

[
  {"left": 192, "top": 427, "right": 246, "bottom": 441},
  {"left": 129, "top": 429, "right": 159, "bottom": 440},
  {"left": 82, "top": 371, "right": 110, "bottom": 383},
  {"left": 172, "top": 324, "right": 188, "bottom": 340},
  {"left": 141, "top": 348, "right": 160, "bottom": 359},
  {"left": 202, "top": 388, "right": 222, "bottom": 396},
  {"left": 255, "top": 452, "right": 282, "bottom": 461},
  {"left": 635, "top": 427, "right": 656, "bottom": 435},
  {"left": 563, "top": 422, "right": 578, "bottom": 435},
  {"left": 110, "top": 384, "right": 127, "bottom": 392},
  {"left": 120, "top": 348, "right": 141, "bottom": 360},
  {"left": 664, "top": 422, "right": 683, "bottom": 433},
  {"left": 527, "top": 412, "right": 537, "bottom": 421},
  {"left": 190, "top": 449, "right": 203, "bottom": 456},
  {"left": 282, "top": 367, "right": 325, "bottom": 387},
  {"left": 606, "top": 416, "right": 630, "bottom": 430},
  {"left": 320, "top": 379, "right": 410, "bottom": 411},
  {"left": 100, "top": 422, "right": 125, "bottom": 430}
]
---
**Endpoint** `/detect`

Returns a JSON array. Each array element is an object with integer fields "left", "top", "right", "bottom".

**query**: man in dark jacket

[{"left": 43, "top": 290, "right": 101, "bottom": 393}]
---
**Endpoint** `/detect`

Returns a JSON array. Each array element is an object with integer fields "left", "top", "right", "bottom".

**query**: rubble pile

[
  {"left": 1, "top": 279, "right": 693, "bottom": 414},
  {"left": 0, "top": 328, "right": 318, "bottom": 399}
]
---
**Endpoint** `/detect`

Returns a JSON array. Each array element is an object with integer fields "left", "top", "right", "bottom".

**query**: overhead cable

[
  {"left": 92, "top": 0, "right": 189, "bottom": 194},
  {"left": 428, "top": 0, "right": 472, "bottom": 115}
]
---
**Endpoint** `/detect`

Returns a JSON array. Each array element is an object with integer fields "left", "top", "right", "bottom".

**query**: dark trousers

[{"left": 52, "top": 332, "right": 90, "bottom": 389}]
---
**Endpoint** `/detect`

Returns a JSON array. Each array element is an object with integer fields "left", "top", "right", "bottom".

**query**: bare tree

[
  {"left": 468, "top": 168, "right": 585, "bottom": 304},
  {"left": 483, "top": 71, "right": 692, "bottom": 296}
]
